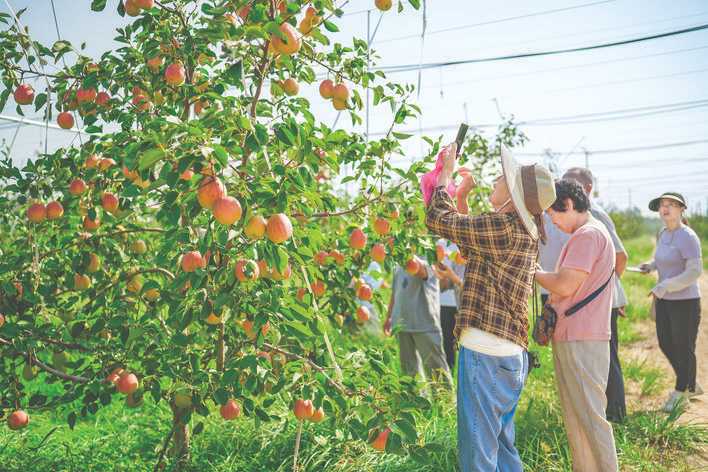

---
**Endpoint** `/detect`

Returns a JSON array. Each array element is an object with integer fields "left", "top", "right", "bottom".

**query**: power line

[
  {"left": 374, "top": 23, "right": 708, "bottom": 74},
  {"left": 374, "top": 0, "right": 617, "bottom": 44},
  {"left": 517, "top": 138, "right": 708, "bottom": 157},
  {"left": 421, "top": 44, "right": 708, "bottom": 90},
  {"left": 368, "top": 98, "right": 708, "bottom": 136}
]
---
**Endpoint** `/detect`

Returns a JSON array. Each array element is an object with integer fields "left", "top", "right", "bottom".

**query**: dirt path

[{"left": 622, "top": 273, "right": 708, "bottom": 469}]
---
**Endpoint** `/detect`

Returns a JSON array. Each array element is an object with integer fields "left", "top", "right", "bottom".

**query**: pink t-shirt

[{"left": 551, "top": 219, "right": 615, "bottom": 342}]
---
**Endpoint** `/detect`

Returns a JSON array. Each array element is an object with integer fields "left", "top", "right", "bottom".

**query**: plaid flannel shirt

[{"left": 425, "top": 186, "right": 538, "bottom": 349}]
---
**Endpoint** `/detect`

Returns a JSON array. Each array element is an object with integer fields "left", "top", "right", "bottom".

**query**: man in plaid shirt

[{"left": 425, "top": 142, "right": 555, "bottom": 471}]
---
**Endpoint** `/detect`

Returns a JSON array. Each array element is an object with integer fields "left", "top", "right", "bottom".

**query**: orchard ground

[{"left": 1, "top": 235, "right": 706, "bottom": 472}]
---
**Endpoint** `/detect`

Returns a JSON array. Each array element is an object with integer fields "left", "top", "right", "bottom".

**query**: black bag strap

[{"left": 565, "top": 268, "right": 614, "bottom": 317}]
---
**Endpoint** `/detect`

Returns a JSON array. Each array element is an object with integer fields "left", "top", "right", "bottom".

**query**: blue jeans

[{"left": 458, "top": 347, "right": 528, "bottom": 472}]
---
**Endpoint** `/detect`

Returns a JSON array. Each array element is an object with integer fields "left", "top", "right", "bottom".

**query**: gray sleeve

[{"left": 591, "top": 208, "right": 625, "bottom": 254}]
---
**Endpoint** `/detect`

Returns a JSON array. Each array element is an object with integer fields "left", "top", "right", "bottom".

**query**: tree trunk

[
  {"left": 170, "top": 403, "right": 190, "bottom": 471},
  {"left": 216, "top": 322, "right": 225, "bottom": 371}
]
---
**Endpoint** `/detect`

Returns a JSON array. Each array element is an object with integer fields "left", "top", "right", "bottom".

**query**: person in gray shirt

[
  {"left": 540, "top": 167, "right": 629, "bottom": 422},
  {"left": 384, "top": 255, "right": 452, "bottom": 388}
]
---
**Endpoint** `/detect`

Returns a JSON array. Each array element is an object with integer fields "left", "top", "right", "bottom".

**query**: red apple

[
  {"left": 220, "top": 399, "right": 241, "bottom": 420},
  {"left": 135, "top": 0, "right": 154, "bottom": 9},
  {"left": 26, "top": 203, "right": 47, "bottom": 223},
  {"left": 76, "top": 87, "right": 97, "bottom": 104},
  {"left": 74, "top": 273, "right": 92, "bottom": 290},
  {"left": 116, "top": 372, "right": 139, "bottom": 394},
  {"left": 165, "top": 62, "right": 186, "bottom": 86},
  {"left": 7, "top": 410, "right": 29, "bottom": 430},
  {"left": 311, "top": 280, "right": 326, "bottom": 297},
  {"left": 357, "top": 283, "right": 373, "bottom": 301},
  {"left": 370, "top": 243, "right": 386, "bottom": 263},
  {"left": 332, "top": 83, "right": 349, "bottom": 101},
  {"left": 310, "top": 407, "right": 325, "bottom": 423},
  {"left": 356, "top": 306, "right": 370, "bottom": 323},
  {"left": 330, "top": 249, "right": 345, "bottom": 265},
  {"left": 282, "top": 78, "right": 299, "bottom": 96},
  {"left": 212, "top": 196, "right": 242, "bottom": 226},
  {"left": 13, "top": 84, "right": 34, "bottom": 105},
  {"left": 293, "top": 399, "right": 314, "bottom": 421},
  {"left": 235, "top": 259, "right": 260, "bottom": 282},
  {"left": 106, "top": 367, "right": 125, "bottom": 384},
  {"left": 69, "top": 179, "right": 87, "bottom": 196},
  {"left": 197, "top": 176, "right": 226, "bottom": 209},
  {"left": 101, "top": 192, "right": 119, "bottom": 213},
  {"left": 405, "top": 258, "right": 420, "bottom": 275},
  {"left": 83, "top": 216, "right": 100, "bottom": 232},
  {"left": 96, "top": 91, "right": 111, "bottom": 107},
  {"left": 371, "top": 427, "right": 391, "bottom": 451},
  {"left": 181, "top": 251, "right": 206, "bottom": 272},
  {"left": 373, "top": 217, "right": 390, "bottom": 236},
  {"left": 375, "top": 0, "right": 393, "bottom": 12},
  {"left": 99, "top": 158, "right": 116, "bottom": 171},
  {"left": 124, "top": 0, "right": 141, "bottom": 17},
  {"left": 271, "top": 263, "right": 292, "bottom": 281},
  {"left": 315, "top": 250, "right": 329, "bottom": 265},
  {"left": 85, "top": 154, "right": 100, "bottom": 168},
  {"left": 57, "top": 112, "right": 74, "bottom": 130},
  {"left": 271, "top": 22, "right": 301, "bottom": 55},
  {"left": 319, "top": 79, "right": 334, "bottom": 99},
  {"left": 349, "top": 228, "right": 367, "bottom": 250},
  {"left": 244, "top": 215, "right": 267, "bottom": 240},
  {"left": 266, "top": 213, "right": 293, "bottom": 244}
]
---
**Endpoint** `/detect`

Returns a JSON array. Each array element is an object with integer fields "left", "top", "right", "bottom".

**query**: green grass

[{"left": 1, "top": 235, "right": 706, "bottom": 471}]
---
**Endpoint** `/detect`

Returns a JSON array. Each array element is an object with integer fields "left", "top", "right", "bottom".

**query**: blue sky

[{"left": 2, "top": 0, "right": 707, "bottom": 214}]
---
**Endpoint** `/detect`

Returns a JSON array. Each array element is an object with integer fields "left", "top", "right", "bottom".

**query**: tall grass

[{"left": 1, "top": 236, "right": 706, "bottom": 471}]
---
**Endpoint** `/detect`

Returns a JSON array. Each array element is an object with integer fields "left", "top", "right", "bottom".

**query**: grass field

[{"left": 1, "top": 236, "right": 706, "bottom": 471}]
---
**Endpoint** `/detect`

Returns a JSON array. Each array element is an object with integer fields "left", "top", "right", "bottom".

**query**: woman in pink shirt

[{"left": 536, "top": 180, "right": 618, "bottom": 472}]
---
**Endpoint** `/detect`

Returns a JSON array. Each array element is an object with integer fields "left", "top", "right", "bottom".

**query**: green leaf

[
  {"left": 67, "top": 412, "right": 77, "bottom": 429},
  {"left": 409, "top": 0, "right": 421, "bottom": 9},
  {"left": 34, "top": 93, "right": 47, "bottom": 111},
  {"left": 392, "top": 132, "right": 412, "bottom": 140},
  {"left": 139, "top": 148, "right": 164, "bottom": 170},
  {"left": 323, "top": 20, "right": 339, "bottom": 32},
  {"left": 212, "top": 144, "right": 229, "bottom": 167},
  {"left": 395, "top": 418, "right": 417, "bottom": 442},
  {"left": 224, "top": 62, "right": 243, "bottom": 86},
  {"left": 91, "top": 0, "right": 107, "bottom": 11}
]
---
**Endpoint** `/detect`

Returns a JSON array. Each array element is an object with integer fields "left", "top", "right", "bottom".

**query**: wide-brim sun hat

[
  {"left": 501, "top": 145, "right": 556, "bottom": 240},
  {"left": 648, "top": 192, "right": 687, "bottom": 211}
]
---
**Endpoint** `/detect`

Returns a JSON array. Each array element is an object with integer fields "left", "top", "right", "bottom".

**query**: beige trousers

[{"left": 553, "top": 341, "right": 619, "bottom": 472}]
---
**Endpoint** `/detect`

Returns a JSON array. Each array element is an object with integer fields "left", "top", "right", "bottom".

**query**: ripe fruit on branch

[
  {"left": 146, "top": 55, "right": 163, "bottom": 73},
  {"left": 197, "top": 176, "right": 226, "bottom": 209},
  {"left": 13, "top": 84, "right": 34, "bottom": 105},
  {"left": 266, "top": 213, "right": 293, "bottom": 244},
  {"left": 57, "top": 112, "right": 74, "bottom": 129},
  {"left": 332, "top": 83, "right": 349, "bottom": 101},
  {"left": 293, "top": 399, "right": 314, "bottom": 421},
  {"left": 373, "top": 217, "right": 390, "bottom": 236},
  {"left": 315, "top": 250, "right": 329, "bottom": 265},
  {"left": 375, "top": 0, "right": 393, "bottom": 12},
  {"left": 271, "top": 264, "right": 292, "bottom": 281},
  {"left": 165, "top": 62, "right": 186, "bottom": 86},
  {"left": 220, "top": 399, "right": 241, "bottom": 420},
  {"left": 131, "top": 240, "right": 147, "bottom": 255},
  {"left": 235, "top": 259, "right": 260, "bottom": 282},
  {"left": 135, "top": 0, "right": 154, "bottom": 9},
  {"left": 371, "top": 427, "right": 391, "bottom": 451},
  {"left": 212, "top": 196, "right": 242, "bottom": 226},
  {"left": 83, "top": 216, "right": 100, "bottom": 232},
  {"left": 106, "top": 367, "right": 125, "bottom": 384},
  {"left": 124, "top": 0, "right": 141, "bottom": 16},
  {"left": 144, "top": 288, "right": 160, "bottom": 301},
  {"left": 76, "top": 87, "right": 97, "bottom": 104},
  {"left": 99, "top": 158, "right": 116, "bottom": 171},
  {"left": 116, "top": 372, "right": 139, "bottom": 394},
  {"left": 332, "top": 98, "right": 347, "bottom": 111},
  {"left": 127, "top": 274, "right": 143, "bottom": 293},
  {"left": 311, "top": 280, "right": 326, "bottom": 297},
  {"left": 181, "top": 251, "right": 206, "bottom": 272},
  {"left": 370, "top": 243, "right": 386, "bottom": 263},
  {"left": 271, "top": 23, "right": 301, "bottom": 55},
  {"left": 96, "top": 91, "right": 111, "bottom": 107},
  {"left": 0, "top": 313, "right": 5, "bottom": 328},
  {"left": 356, "top": 306, "right": 370, "bottom": 323},
  {"left": 101, "top": 192, "right": 119, "bottom": 213},
  {"left": 357, "top": 283, "right": 373, "bottom": 301},
  {"left": 74, "top": 273, "right": 92, "bottom": 290},
  {"left": 69, "top": 179, "right": 87, "bottom": 196},
  {"left": 7, "top": 410, "right": 29, "bottom": 430},
  {"left": 405, "top": 258, "right": 420, "bottom": 275},
  {"left": 282, "top": 78, "right": 299, "bottom": 96},
  {"left": 349, "top": 228, "right": 367, "bottom": 250},
  {"left": 242, "top": 319, "right": 269, "bottom": 340},
  {"left": 319, "top": 79, "right": 334, "bottom": 99},
  {"left": 26, "top": 203, "right": 47, "bottom": 223},
  {"left": 85, "top": 154, "right": 100, "bottom": 169},
  {"left": 330, "top": 249, "right": 345, "bottom": 265},
  {"left": 86, "top": 253, "right": 101, "bottom": 273},
  {"left": 310, "top": 407, "right": 325, "bottom": 423},
  {"left": 244, "top": 215, "right": 267, "bottom": 240}
]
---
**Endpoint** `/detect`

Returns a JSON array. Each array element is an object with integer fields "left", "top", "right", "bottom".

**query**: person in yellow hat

[{"left": 425, "top": 142, "right": 555, "bottom": 471}]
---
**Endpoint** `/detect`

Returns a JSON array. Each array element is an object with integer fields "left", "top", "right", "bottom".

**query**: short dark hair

[{"left": 551, "top": 179, "right": 590, "bottom": 212}]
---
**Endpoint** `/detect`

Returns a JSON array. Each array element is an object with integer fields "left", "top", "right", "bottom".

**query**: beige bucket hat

[{"left": 500, "top": 145, "right": 556, "bottom": 240}]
